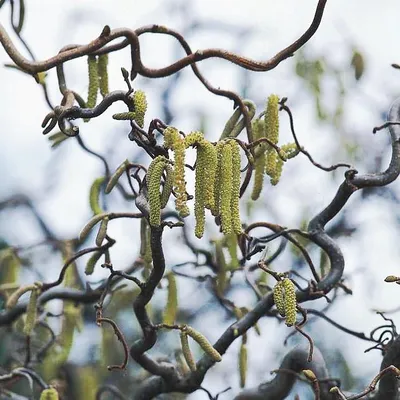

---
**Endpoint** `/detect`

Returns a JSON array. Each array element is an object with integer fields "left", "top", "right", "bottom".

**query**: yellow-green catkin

[
  {"left": 133, "top": 90, "right": 147, "bottom": 128},
  {"left": 54, "top": 304, "right": 80, "bottom": 368},
  {"left": 79, "top": 213, "right": 108, "bottom": 242},
  {"left": 220, "top": 100, "right": 256, "bottom": 139},
  {"left": 282, "top": 278, "right": 297, "bottom": 327},
  {"left": 85, "top": 251, "right": 103, "bottom": 275},
  {"left": 265, "top": 150, "right": 284, "bottom": 186},
  {"left": 184, "top": 131, "right": 204, "bottom": 148},
  {"left": 146, "top": 156, "right": 169, "bottom": 226},
  {"left": 270, "top": 157, "right": 284, "bottom": 186},
  {"left": 39, "top": 388, "right": 59, "bottom": 400},
  {"left": 112, "top": 112, "right": 136, "bottom": 120},
  {"left": 48, "top": 131, "right": 70, "bottom": 149},
  {"left": 184, "top": 326, "right": 222, "bottom": 362},
  {"left": 184, "top": 131, "right": 217, "bottom": 225},
  {"left": 226, "top": 232, "right": 239, "bottom": 270},
  {"left": 194, "top": 146, "right": 206, "bottom": 238},
  {"left": 303, "top": 369, "right": 317, "bottom": 382},
  {"left": 280, "top": 143, "right": 299, "bottom": 160},
  {"left": 76, "top": 366, "right": 98, "bottom": 400},
  {"left": 265, "top": 149, "right": 277, "bottom": 178},
  {"left": 61, "top": 241, "right": 78, "bottom": 289},
  {"left": 105, "top": 159, "right": 129, "bottom": 194},
  {"left": 219, "top": 142, "right": 233, "bottom": 234},
  {"left": 265, "top": 95, "right": 280, "bottom": 145},
  {"left": 385, "top": 275, "right": 400, "bottom": 283},
  {"left": 264, "top": 94, "right": 281, "bottom": 185},
  {"left": 0, "top": 248, "right": 20, "bottom": 284},
  {"left": 97, "top": 54, "right": 109, "bottom": 97},
  {"left": 24, "top": 287, "right": 39, "bottom": 335},
  {"left": 180, "top": 331, "right": 196, "bottom": 372},
  {"left": 239, "top": 342, "right": 247, "bottom": 388},
  {"left": 86, "top": 55, "right": 98, "bottom": 118},
  {"left": 6, "top": 284, "right": 36, "bottom": 309},
  {"left": 163, "top": 272, "right": 178, "bottom": 325},
  {"left": 160, "top": 164, "right": 174, "bottom": 208},
  {"left": 351, "top": 50, "right": 364, "bottom": 81},
  {"left": 230, "top": 140, "right": 242, "bottom": 234},
  {"left": 164, "top": 127, "right": 189, "bottom": 217},
  {"left": 95, "top": 217, "right": 109, "bottom": 247},
  {"left": 251, "top": 119, "right": 266, "bottom": 200},
  {"left": 273, "top": 280, "right": 286, "bottom": 317},
  {"left": 211, "top": 141, "right": 224, "bottom": 216},
  {"left": 89, "top": 177, "right": 105, "bottom": 215},
  {"left": 203, "top": 142, "right": 218, "bottom": 211}
]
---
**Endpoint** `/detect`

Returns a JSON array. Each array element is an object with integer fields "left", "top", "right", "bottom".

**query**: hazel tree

[{"left": 1, "top": 1, "right": 400, "bottom": 399}]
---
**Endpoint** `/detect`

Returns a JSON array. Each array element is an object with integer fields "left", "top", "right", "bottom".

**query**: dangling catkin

[{"left": 230, "top": 140, "right": 242, "bottom": 234}]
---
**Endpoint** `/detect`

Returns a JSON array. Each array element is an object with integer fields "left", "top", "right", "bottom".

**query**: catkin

[
  {"left": 220, "top": 100, "right": 256, "bottom": 139},
  {"left": 184, "top": 326, "right": 222, "bottom": 362},
  {"left": 303, "top": 369, "right": 317, "bottom": 381},
  {"left": 265, "top": 94, "right": 280, "bottom": 145},
  {"left": 0, "top": 248, "right": 20, "bottom": 284},
  {"left": 160, "top": 164, "right": 174, "bottom": 209},
  {"left": 251, "top": 153, "right": 265, "bottom": 200},
  {"left": 351, "top": 50, "right": 364, "bottom": 81},
  {"left": 263, "top": 94, "right": 281, "bottom": 185},
  {"left": 270, "top": 157, "right": 284, "bottom": 186},
  {"left": 95, "top": 217, "right": 109, "bottom": 247},
  {"left": 97, "top": 54, "right": 109, "bottom": 97},
  {"left": 146, "top": 156, "right": 169, "bottom": 226},
  {"left": 239, "top": 343, "right": 247, "bottom": 388},
  {"left": 219, "top": 142, "right": 233, "bottom": 234},
  {"left": 112, "top": 112, "right": 136, "bottom": 120},
  {"left": 163, "top": 273, "right": 178, "bottom": 325},
  {"left": 282, "top": 278, "right": 297, "bottom": 326},
  {"left": 273, "top": 280, "right": 286, "bottom": 317},
  {"left": 180, "top": 331, "right": 196, "bottom": 371},
  {"left": 89, "top": 177, "right": 105, "bottom": 215},
  {"left": 184, "top": 131, "right": 204, "bottom": 148},
  {"left": 85, "top": 251, "right": 103, "bottom": 275},
  {"left": 203, "top": 142, "right": 218, "bottom": 211},
  {"left": 105, "top": 160, "right": 129, "bottom": 194},
  {"left": 164, "top": 127, "right": 189, "bottom": 217},
  {"left": 39, "top": 388, "right": 59, "bottom": 400},
  {"left": 79, "top": 213, "right": 108, "bottom": 242},
  {"left": 48, "top": 131, "right": 70, "bottom": 149},
  {"left": 211, "top": 141, "right": 224, "bottom": 216},
  {"left": 226, "top": 232, "right": 239, "bottom": 270},
  {"left": 251, "top": 119, "right": 266, "bottom": 200},
  {"left": 194, "top": 146, "right": 206, "bottom": 238},
  {"left": 280, "top": 143, "right": 299, "bottom": 160},
  {"left": 230, "top": 140, "right": 242, "bottom": 234},
  {"left": 24, "top": 286, "right": 39, "bottom": 335},
  {"left": 86, "top": 55, "right": 99, "bottom": 119},
  {"left": 385, "top": 275, "right": 400, "bottom": 283},
  {"left": 132, "top": 90, "right": 147, "bottom": 128},
  {"left": 6, "top": 284, "right": 37, "bottom": 309},
  {"left": 183, "top": 131, "right": 217, "bottom": 231}
]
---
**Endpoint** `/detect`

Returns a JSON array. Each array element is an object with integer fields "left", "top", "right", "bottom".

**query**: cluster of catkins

[
  {"left": 86, "top": 55, "right": 109, "bottom": 114},
  {"left": 251, "top": 95, "right": 300, "bottom": 200},
  {"left": 273, "top": 277, "right": 297, "bottom": 326},
  {"left": 147, "top": 128, "right": 242, "bottom": 238}
]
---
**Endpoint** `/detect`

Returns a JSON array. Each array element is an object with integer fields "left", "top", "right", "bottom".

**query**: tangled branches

[{"left": 1, "top": 1, "right": 400, "bottom": 399}]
